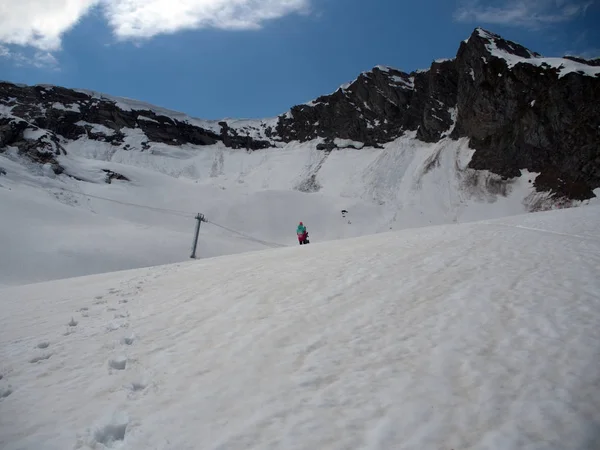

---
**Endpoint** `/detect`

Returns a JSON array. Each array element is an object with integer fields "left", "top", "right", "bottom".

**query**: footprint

[
  {"left": 114, "top": 312, "right": 129, "bottom": 319},
  {"left": 0, "top": 386, "right": 12, "bottom": 399},
  {"left": 106, "top": 320, "right": 129, "bottom": 332},
  {"left": 126, "top": 381, "right": 146, "bottom": 392},
  {"left": 118, "top": 299, "right": 128, "bottom": 304},
  {"left": 68, "top": 317, "right": 78, "bottom": 327},
  {"left": 37, "top": 341, "right": 50, "bottom": 349},
  {"left": 78, "top": 414, "right": 130, "bottom": 448},
  {"left": 297, "top": 373, "right": 339, "bottom": 390},
  {"left": 95, "top": 422, "right": 127, "bottom": 446},
  {"left": 108, "top": 357, "right": 127, "bottom": 371},
  {"left": 30, "top": 354, "right": 52, "bottom": 363},
  {"left": 121, "top": 335, "right": 135, "bottom": 346},
  {"left": 79, "top": 307, "right": 89, "bottom": 312}
]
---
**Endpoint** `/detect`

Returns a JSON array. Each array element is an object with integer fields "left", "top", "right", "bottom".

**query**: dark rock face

[
  {"left": 274, "top": 61, "right": 458, "bottom": 146},
  {"left": 415, "top": 60, "right": 459, "bottom": 142},
  {"left": 276, "top": 66, "right": 415, "bottom": 146},
  {"left": 1, "top": 27, "right": 599, "bottom": 199},
  {"left": 452, "top": 28, "right": 600, "bottom": 200},
  {"left": 0, "top": 82, "right": 271, "bottom": 160},
  {"left": 0, "top": 114, "right": 65, "bottom": 173},
  {"left": 218, "top": 121, "right": 271, "bottom": 150}
]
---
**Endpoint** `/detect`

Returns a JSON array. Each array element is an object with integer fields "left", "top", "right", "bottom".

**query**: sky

[{"left": 0, "top": 0, "right": 598, "bottom": 119}]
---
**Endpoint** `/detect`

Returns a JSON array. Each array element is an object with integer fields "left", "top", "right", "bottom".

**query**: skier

[{"left": 297, "top": 221, "right": 309, "bottom": 245}]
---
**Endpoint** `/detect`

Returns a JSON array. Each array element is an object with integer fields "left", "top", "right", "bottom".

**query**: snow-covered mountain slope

[
  {"left": 3, "top": 131, "right": 595, "bottom": 286},
  {"left": 1, "top": 204, "right": 599, "bottom": 450},
  {"left": 2, "top": 26, "right": 599, "bottom": 286}
]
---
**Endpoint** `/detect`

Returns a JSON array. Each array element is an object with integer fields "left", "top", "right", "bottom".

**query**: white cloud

[
  {"left": 0, "top": 0, "right": 100, "bottom": 51},
  {"left": 0, "top": 44, "right": 60, "bottom": 69},
  {"left": 454, "top": 0, "right": 594, "bottom": 27},
  {"left": 104, "top": 0, "right": 311, "bottom": 38},
  {"left": 0, "top": 0, "right": 310, "bottom": 53},
  {"left": 31, "top": 51, "right": 60, "bottom": 68}
]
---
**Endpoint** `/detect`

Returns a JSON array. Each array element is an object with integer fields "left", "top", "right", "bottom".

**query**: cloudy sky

[{"left": 0, "top": 0, "right": 598, "bottom": 118}]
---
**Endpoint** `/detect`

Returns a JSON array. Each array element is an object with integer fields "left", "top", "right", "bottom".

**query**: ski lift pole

[{"left": 190, "top": 213, "right": 206, "bottom": 259}]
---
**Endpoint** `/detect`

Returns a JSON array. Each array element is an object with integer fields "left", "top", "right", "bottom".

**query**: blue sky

[{"left": 1, "top": 0, "right": 598, "bottom": 119}]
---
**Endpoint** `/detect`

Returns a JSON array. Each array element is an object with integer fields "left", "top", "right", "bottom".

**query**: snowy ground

[
  {"left": 1, "top": 205, "right": 599, "bottom": 449},
  {"left": 2, "top": 133, "right": 590, "bottom": 286}
]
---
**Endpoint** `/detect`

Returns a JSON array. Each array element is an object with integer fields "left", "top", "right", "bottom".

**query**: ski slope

[
  {"left": 2, "top": 133, "right": 589, "bottom": 286},
  {"left": 1, "top": 205, "right": 599, "bottom": 450}
]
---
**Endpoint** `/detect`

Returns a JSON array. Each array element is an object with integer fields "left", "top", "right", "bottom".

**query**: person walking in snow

[{"left": 297, "top": 221, "right": 309, "bottom": 245}]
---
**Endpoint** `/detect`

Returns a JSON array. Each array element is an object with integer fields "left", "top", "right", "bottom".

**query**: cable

[
  {"left": 54, "top": 186, "right": 195, "bottom": 218},
  {"left": 53, "top": 186, "right": 288, "bottom": 248},
  {"left": 206, "top": 220, "right": 287, "bottom": 248}
]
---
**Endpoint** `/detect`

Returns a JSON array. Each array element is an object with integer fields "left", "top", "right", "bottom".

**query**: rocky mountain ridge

[{"left": 1, "top": 27, "right": 599, "bottom": 199}]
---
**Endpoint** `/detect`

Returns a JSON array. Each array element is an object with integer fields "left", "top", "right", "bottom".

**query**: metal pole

[{"left": 190, "top": 213, "right": 205, "bottom": 259}]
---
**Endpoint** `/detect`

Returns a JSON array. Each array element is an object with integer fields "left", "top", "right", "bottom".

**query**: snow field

[
  {"left": 1, "top": 133, "right": 578, "bottom": 286},
  {"left": 1, "top": 205, "right": 599, "bottom": 449}
]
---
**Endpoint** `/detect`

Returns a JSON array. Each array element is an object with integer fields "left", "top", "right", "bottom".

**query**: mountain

[
  {"left": 1, "top": 27, "right": 599, "bottom": 285},
  {"left": 1, "top": 204, "right": 599, "bottom": 449},
  {"left": 2, "top": 27, "right": 599, "bottom": 199}
]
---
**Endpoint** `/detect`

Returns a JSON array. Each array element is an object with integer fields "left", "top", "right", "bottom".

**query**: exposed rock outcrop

[
  {"left": 452, "top": 28, "right": 600, "bottom": 200},
  {"left": 0, "top": 83, "right": 273, "bottom": 163}
]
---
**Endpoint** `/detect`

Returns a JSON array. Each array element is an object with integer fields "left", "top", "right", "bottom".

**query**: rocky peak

[
  {"left": 452, "top": 27, "right": 600, "bottom": 200},
  {"left": 275, "top": 65, "right": 416, "bottom": 147},
  {"left": 1, "top": 27, "right": 599, "bottom": 200},
  {"left": 468, "top": 27, "right": 541, "bottom": 59}
]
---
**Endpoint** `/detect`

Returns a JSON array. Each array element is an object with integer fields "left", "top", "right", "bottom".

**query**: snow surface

[
  {"left": 22, "top": 128, "right": 47, "bottom": 140},
  {"left": 441, "top": 107, "right": 457, "bottom": 137},
  {"left": 136, "top": 115, "right": 159, "bottom": 124},
  {"left": 1, "top": 205, "right": 599, "bottom": 449},
  {"left": 52, "top": 102, "right": 81, "bottom": 113},
  {"left": 375, "top": 65, "right": 391, "bottom": 72},
  {"left": 0, "top": 133, "right": 593, "bottom": 286},
  {"left": 76, "top": 121, "right": 116, "bottom": 136},
  {"left": 390, "top": 75, "right": 415, "bottom": 89},
  {"left": 0, "top": 103, "right": 15, "bottom": 116},
  {"left": 333, "top": 138, "right": 365, "bottom": 149}
]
